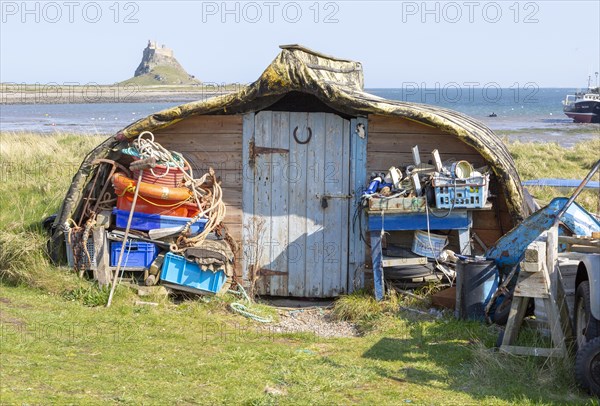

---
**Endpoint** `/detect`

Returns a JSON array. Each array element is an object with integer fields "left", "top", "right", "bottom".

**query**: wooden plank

[
  {"left": 547, "top": 226, "right": 558, "bottom": 298},
  {"left": 322, "top": 113, "right": 349, "bottom": 296},
  {"left": 472, "top": 211, "right": 502, "bottom": 230},
  {"left": 254, "top": 111, "right": 273, "bottom": 295},
  {"left": 92, "top": 227, "right": 111, "bottom": 286},
  {"left": 368, "top": 210, "right": 471, "bottom": 231},
  {"left": 501, "top": 296, "right": 529, "bottom": 345},
  {"left": 305, "top": 112, "right": 326, "bottom": 297},
  {"left": 241, "top": 113, "right": 255, "bottom": 286},
  {"left": 269, "top": 111, "right": 290, "bottom": 296},
  {"left": 348, "top": 117, "right": 368, "bottom": 293},
  {"left": 368, "top": 133, "right": 480, "bottom": 155},
  {"left": 340, "top": 118, "right": 351, "bottom": 295},
  {"left": 155, "top": 115, "right": 243, "bottom": 134},
  {"left": 368, "top": 115, "right": 448, "bottom": 134},
  {"left": 368, "top": 153, "right": 485, "bottom": 172},
  {"left": 185, "top": 151, "right": 242, "bottom": 171},
  {"left": 287, "top": 112, "right": 308, "bottom": 296},
  {"left": 499, "top": 345, "right": 564, "bottom": 357},
  {"left": 558, "top": 235, "right": 600, "bottom": 248},
  {"left": 156, "top": 134, "right": 242, "bottom": 151},
  {"left": 514, "top": 272, "right": 550, "bottom": 298},
  {"left": 457, "top": 225, "right": 471, "bottom": 255},
  {"left": 368, "top": 197, "right": 426, "bottom": 212},
  {"left": 468, "top": 228, "right": 503, "bottom": 247},
  {"left": 382, "top": 256, "right": 427, "bottom": 267},
  {"left": 544, "top": 296, "right": 567, "bottom": 355}
]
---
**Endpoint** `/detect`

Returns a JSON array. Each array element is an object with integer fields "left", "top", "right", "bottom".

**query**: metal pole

[{"left": 106, "top": 169, "right": 144, "bottom": 307}]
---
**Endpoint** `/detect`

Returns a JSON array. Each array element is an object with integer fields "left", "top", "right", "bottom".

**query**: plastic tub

[
  {"left": 457, "top": 259, "right": 499, "bottom": 321},
  {"left": 112, "top": 208, "right": 207, "bottom": 234},
  {"left": 160, "top": 252, "right": 226, "bottom": 295},
  {"left": 432, "top": 174, "right": 489, "bottom": 209},
  {"left": 411, "top": 230, "right": 448, "bottom": 259},
  {"left": 110, "top": 241, "right": 158, "bottom": 268},
  {"left": 115, "top": 189, "right": 200, "bottom": 217},
  {"left": 132, "top": 163, "right": 189, "bottom": 188},
  {"left": 64, "top": 234, "right": 95, "bottom": 269}
]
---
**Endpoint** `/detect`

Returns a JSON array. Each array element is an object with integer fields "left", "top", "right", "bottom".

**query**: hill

[{"left": 119, "top": 40, "right": 200, "bottom": 86}]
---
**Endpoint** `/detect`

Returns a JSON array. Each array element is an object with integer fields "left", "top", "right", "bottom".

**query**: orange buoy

[
  {"left": 112, "top": 172, "right": 200, "bottom": 217},
  {"left": 112, "top": 172, "right": 192, "bottom": 201}
]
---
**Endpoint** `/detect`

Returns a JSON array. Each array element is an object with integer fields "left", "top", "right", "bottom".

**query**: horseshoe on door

[{"left": 293, "top": 126, "right": 312, "bottom": 144}]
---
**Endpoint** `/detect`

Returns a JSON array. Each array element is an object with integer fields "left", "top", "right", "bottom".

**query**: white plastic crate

[{"left": 432, "top": 174, "right": 489, "bottom": 209}]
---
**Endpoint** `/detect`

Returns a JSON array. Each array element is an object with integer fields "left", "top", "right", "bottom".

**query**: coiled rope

[
  {"left": 131, "top": 131, "right": 228, "bottom": 249},
  {"left": 228, "top": 284, "right": 272, "bottom": 323}
]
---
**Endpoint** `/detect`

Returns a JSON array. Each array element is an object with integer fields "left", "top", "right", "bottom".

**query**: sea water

[{"left": 1, "top": 89, "right": 597, "bottom": 145}]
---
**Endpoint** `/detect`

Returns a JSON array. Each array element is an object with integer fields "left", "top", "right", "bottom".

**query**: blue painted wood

[
  {"left": 269, "top": 111, "right": 290, "bottom": 296},
  {"left": 305, "top": 112, "right": 326, "bottom": 297},
  {"left": 368, "top": 211, "right": 471, "bottom": 231},
  {"left": 523, "top": 178, "right": 600, "bottom": 189},
  {"left": 287, "top": 112, "right": 309, "bottom": 296},
  {"left": 370, "top": 230, "right": 385, "bottom": 301},
  {"left": 487, "top": 197, "right": 600, "bottom": 276},
  {"left": 348, "top": 117, "right": 368, "bottom": 293},
  {"left": 247, "top": 111, "right": 352, "bottom": 297}
]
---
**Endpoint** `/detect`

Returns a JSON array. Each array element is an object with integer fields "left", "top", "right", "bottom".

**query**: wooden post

[
  {"left": 370, "top": 230, "right": 385, "bottom": 301},
  {"left": 92, "top": 227, "right": 111, "bottom": 286},
  {"left": 546, "top": 226, "right": 558, "bottom": 297}
]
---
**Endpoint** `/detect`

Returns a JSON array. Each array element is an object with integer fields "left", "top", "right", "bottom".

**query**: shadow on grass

[{"left": 361, "top": 320, "right": 589, "bottom": 404}]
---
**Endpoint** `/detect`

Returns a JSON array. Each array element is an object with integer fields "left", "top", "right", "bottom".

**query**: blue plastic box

[
  {"left": 160, "top": 252, "right": 226, "bottom": 295},
  {"left": 110, "top": 241, "right": 158, "bottom": 268},
  {"left": 112, "top": 208, "right": 207, "bottom": 234}
]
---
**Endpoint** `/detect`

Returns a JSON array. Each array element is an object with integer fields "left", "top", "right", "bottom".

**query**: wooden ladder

[{"left": 500, "top": 227, "right": 572, "bottom": 357}]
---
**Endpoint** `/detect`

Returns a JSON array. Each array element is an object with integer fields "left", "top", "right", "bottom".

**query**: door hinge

[
  {"left": 257, "top": 268, "right": 289, "bottom": 277},
  {"left": 249, "top": 139, "right": 289, "bottom": 164},
  {"left": 315, "top": 193, "right": 353, "bottom": 199}
]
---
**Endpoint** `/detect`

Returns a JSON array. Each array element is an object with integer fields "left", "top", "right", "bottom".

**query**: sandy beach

[{"left": 0, "top": 84, "right": 237, "bottom": 105}]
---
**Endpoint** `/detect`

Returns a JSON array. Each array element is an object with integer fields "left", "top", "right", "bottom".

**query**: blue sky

[{"left": 1, "top": 1, "right": 599, "bottom": 87}]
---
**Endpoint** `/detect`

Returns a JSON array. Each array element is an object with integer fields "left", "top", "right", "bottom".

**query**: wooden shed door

[{"left": 243, "top": 111, "right": 351, "bottom": 297}]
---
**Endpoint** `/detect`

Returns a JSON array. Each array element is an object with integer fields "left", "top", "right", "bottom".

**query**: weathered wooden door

[{"left": 242, "top": 111, "right": 352, "bottom": 297}]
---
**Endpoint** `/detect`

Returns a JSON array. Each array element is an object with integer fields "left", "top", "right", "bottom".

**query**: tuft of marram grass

[
  {"left": 507, "top": 139, "right": 600, "bottom": 214},
  {"left": 332, "top": 290, "right": 382, "bottom": 321},
  {"left": 0, "top": 132, "right": 107, "bottom": 294},
  {"left": 0, "top": 230, "right": 42, "bottom": 285},
  {"left": 331, "top": 289, "right": 402, "bottom": 322},
  {"left": 469, "top": 339, "right": 579, "bottom": 398}
]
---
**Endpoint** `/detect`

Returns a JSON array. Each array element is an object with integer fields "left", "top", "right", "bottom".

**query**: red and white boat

[{"left": 563, "top": 76, "right": 600, "bottom": 123}]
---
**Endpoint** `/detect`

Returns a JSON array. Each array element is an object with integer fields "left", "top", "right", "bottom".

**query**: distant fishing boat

[{"left": 563, "top": 74, "right": 600, "bottom": 123}]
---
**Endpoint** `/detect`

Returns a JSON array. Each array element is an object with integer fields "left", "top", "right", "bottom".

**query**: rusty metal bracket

[
  {"left": 249, "top": 139, "right": 289, "bottom": 166},
  {"left": 257, "top": 268, "right": 289, "bottom": 277}
]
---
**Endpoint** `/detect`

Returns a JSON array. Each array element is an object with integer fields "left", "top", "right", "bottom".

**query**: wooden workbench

[{"left": 367, "top": 208, "right": 473, "bottom": 301}]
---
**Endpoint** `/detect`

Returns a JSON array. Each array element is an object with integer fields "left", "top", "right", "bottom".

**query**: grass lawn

[{"left": 0, "top": 132, "right": 598, "bottom": 405}]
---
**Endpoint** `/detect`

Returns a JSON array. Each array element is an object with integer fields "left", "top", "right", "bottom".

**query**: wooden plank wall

[
  {"left": 367, "top": 114, "right": 512, "bottom": 252},
  {"left": 152, "top": 115, "right": 244, "bottom": 279}
]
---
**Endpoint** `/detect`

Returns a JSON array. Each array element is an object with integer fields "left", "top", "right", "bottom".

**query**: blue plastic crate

[
  {"left": 160, "top": 252, "right": 226, "bottom": 295},
  {"left": 433, "top": 174, "right": 489, "bottom": 209},
  {"left": 112, "top": 208, "right": 207, "bottom": 234},
  {"left": 110, "top": 241, "right": 158, "bottom": 268}
]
